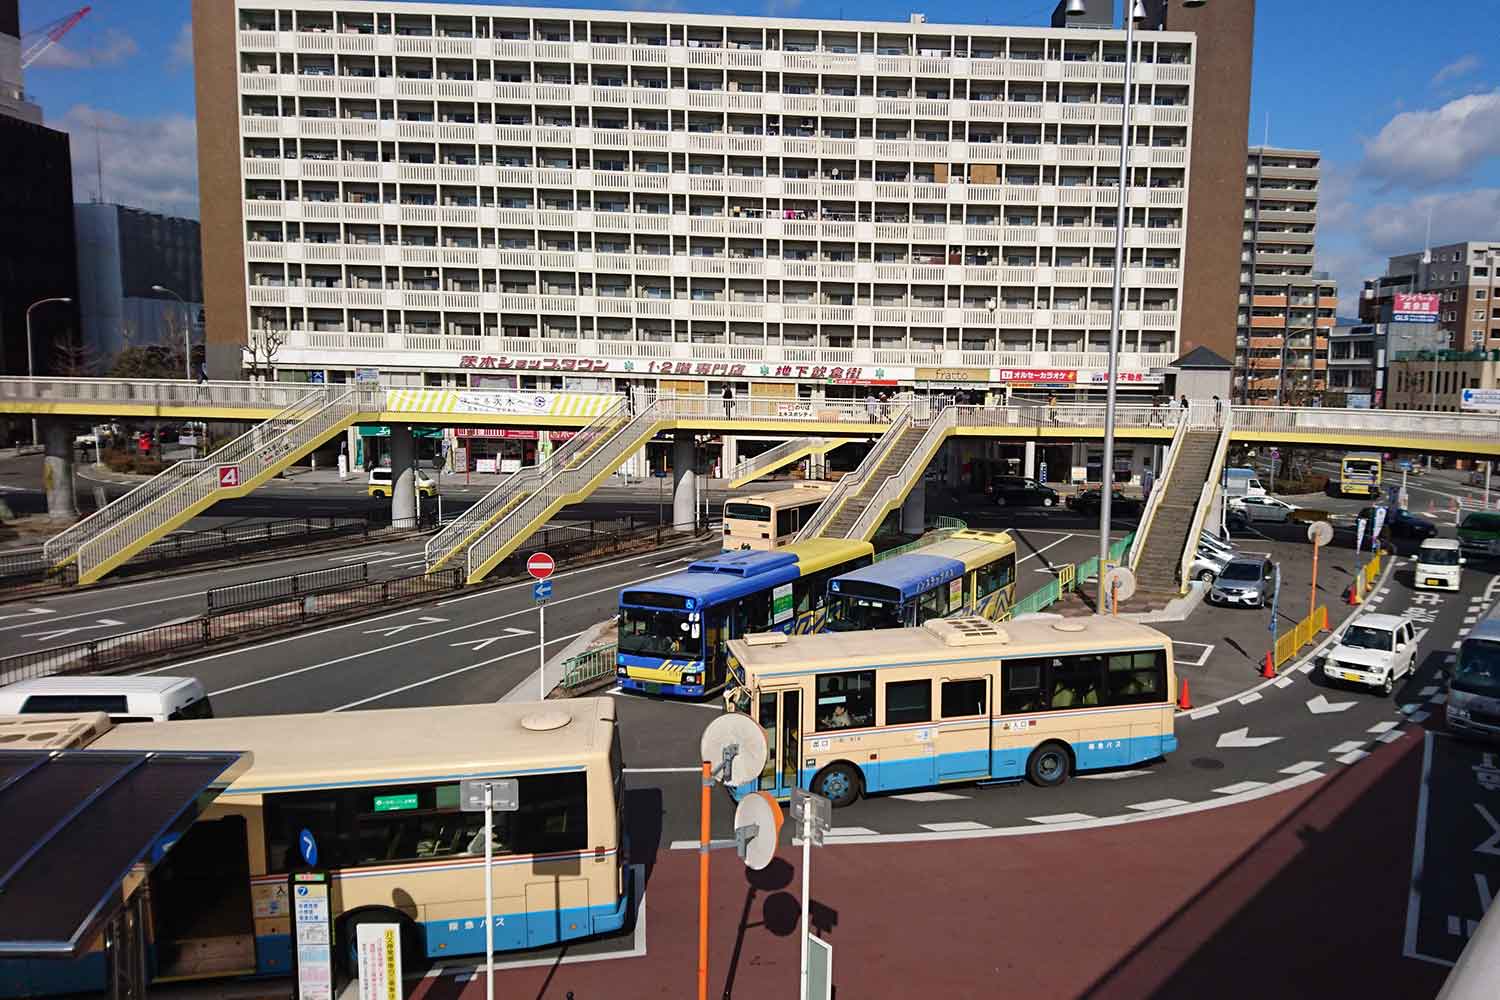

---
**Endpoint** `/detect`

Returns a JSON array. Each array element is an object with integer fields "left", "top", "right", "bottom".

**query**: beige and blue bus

[
  {"left": 725, "top": 615, "right": 1177, "bottom": 806},
  {"left": 0, "top": 700, "right": 629, "bottom": 996},
  {"left": 823, "top": 529, "right": 1018, "bottom": 631},
  {"left": 722, "top": 483, "right": 834, "bottom": 551}
]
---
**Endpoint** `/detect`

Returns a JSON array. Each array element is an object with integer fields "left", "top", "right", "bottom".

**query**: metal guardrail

[
  {"left": 0, "top": 376, "right": 323, "bottom": 410},
  {"left": 0, "top": 548, "right": 74, "bottom": 589},
  {"left": 0, "top": 567, "right": 464, "bottom": 684},
  {"left": 725, "top": 436, "right": 828, "bottom": 486},
  {"left": 560, "top": 643, "right": 619, "bottom": 691},
  {"left": 1272, "top": 606, "right": 1330, "bottom": 668},
  {"left": 794, "top": 397, "right": 916, "bottom": 541},
  {"left": 847, "top": 399, "right": 949, "bottom": 540},
  {"left": 205, "top": 562, "right": 369, "bottom": 612}
]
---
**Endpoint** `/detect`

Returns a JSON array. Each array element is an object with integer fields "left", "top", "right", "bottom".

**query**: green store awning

[{"left": 357, "top": 426, "right": 444, "bottom": 439}]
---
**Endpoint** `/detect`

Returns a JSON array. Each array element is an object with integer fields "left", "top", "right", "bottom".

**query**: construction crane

[{"left": 20, "top": 6, "right": 93, "bottom": 70}]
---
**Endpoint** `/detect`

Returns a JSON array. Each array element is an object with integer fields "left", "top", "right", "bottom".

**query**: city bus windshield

[
  {"left": 1343, "top": 460, "right": 1378, "bottom": 479},
  {"left": 825, "top": 594, "right": 905, "bottom": 632},
  {"left": 619, "top": 608, "right": 700, "bottom": 659},
  {"left": 1454, "top": 639, "right": 1500, "bottom": 698},
  {"left": 724, "top": 503, "right": 771, "bottom": 522}
]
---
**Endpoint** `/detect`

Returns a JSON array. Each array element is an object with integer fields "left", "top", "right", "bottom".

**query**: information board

[
  {"left": 773, "top": 583, "right": 794, "bottom": 624},
  {"left": 356, "top": 923, "right": 403, "bottom": 1000},
  {"left": 290, "top": 871, "right": 334, "bottom": 1000}
]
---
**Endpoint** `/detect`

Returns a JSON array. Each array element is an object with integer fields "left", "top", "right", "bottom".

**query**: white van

[
  {"left": 1223, "top": 467, "right": 1268, "bottom": 499},
  {"left": 0, "top": 676, "right": 212, "bottom": 722},
  {"left": 1415, "top": 537, "right": 1464, "bottom": 591}
]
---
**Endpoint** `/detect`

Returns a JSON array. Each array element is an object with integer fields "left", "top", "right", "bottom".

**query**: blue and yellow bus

[
  {"left": 616, "top": 539, "right": 874, "bottom": 697},
  {"left": 824, "top": 530, "right": 1018, "bottom": 632}
]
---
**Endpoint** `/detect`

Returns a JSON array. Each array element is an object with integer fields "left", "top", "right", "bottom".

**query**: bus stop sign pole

[{"left": 461, "top": 778, "right": 519, "bottom": 1000}]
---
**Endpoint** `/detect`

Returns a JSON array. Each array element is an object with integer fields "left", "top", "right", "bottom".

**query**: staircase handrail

[
  {"left": 846, "top": 404, "right": 957, "bottom": 540},
  {"left": 1127, "top": 406, "right": 1190, "bottom": 569},
  {"left": 465, "top": 401, "right": 666, "bottom": 579},
  {"left": 423, "top": 394, "right": 631, "bottom": 566},
  {"left": 1177, "top": 405, "right": 1234, "bottom": 592},
  {"left": 726, "top": 436, "right": 826, "bottom": 485},
  {"left": 44, "top": 387, "right": 341, "bottom": 563},
  {"left": 74, "top": 387, "right": 379, "bottom": 580},
  {"left": 793, "top": 402, "right": 913, "bottom": 541}
]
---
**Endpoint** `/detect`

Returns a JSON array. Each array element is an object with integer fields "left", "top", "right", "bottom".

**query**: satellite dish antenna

[
  {"left": 700, "top": 713, "right": 768, "bottom": 787},
  {"left": 733, "top": 791, "right": 785, "bottom": 870},
  {"left": 1308, "top": 521, "right": 1333, "bottom": 548}
]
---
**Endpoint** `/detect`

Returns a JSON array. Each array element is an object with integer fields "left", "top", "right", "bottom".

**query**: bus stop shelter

[{"left": 0, "top": 715, "right": 248, "bottom": 999}]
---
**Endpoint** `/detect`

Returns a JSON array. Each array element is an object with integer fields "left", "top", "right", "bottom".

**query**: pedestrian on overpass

[
  {"left": 866, "top": 393, "right": 879, "bottom": 423},
  {"left": 1179, "top": 394, "right": 1190, "bottom": 418},
  {"left": 1213, "top": 394, "right": 1223, "bottom": 427},
  {"left": 722, "top": 384, "right": 736, "bottom": 420},
  {"left": 1047, "top": 392, "right": 1059, "bottom": 425}
]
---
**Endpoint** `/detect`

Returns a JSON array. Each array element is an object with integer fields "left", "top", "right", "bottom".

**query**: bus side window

[
  {"left": 941, "top": 678, "right": 988, "bottom": 718},
  {"left": 776, "top": 506, "right": 796, "bottom": 539},
  {"left": 1002, "top": 661, "right": 1044, "bottom": 714},
  {"left": 1105, "top": 650, "right": 1166, "bottom": 704},
  {"left": 1048, "top": 654, "right": 1103, "bottom": 708},
  {"left": 815, "top": 670, "right": 875, "bottom": 730},
  {"left": 917, "top": 586, "right": 947, "bottom": 624}
]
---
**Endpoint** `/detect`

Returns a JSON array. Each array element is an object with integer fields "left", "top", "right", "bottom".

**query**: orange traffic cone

[
  {"left": 1346, "top": 574, "right": 1362, "bottom": 606},
  {"left": 1176, "top": 677, "right": 1193, "bottom": 710},
  {"left": 1261, "top": 651, "right": 1277, "bottom": 679}
]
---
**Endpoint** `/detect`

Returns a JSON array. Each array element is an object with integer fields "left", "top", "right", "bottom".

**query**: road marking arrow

[
  {"left": 25, "top": 618, "right": 126, "bottom": 643},
  {"left": 1306, "top": 694, "right": 1357, "bottom": 715},
  {"left": 363, "top": 616, "right": 448, "bottom": 637},
  {"left": 450, "top": 628, "right": 534, "bottom": 651},
  {"left": 1216, "top": 727, "right": 1283, "bottom": 749},
  {"left": 0, "top": 607, "right": 57, "bottom": 624}
]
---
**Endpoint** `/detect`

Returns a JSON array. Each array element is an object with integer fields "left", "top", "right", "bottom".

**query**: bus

[
  {"left": 0, "top": 700, "right": 630, "bottom": 996},
  {"left": 617, "top": 539, "right": 874, "bottom": 697},
  {"left": 1340, "top": 452, "right": 1383, "bottom": 497},
  {"left": 1448, "top": 603, "right": 1500, "bottom": 740},
  {"left": 724, "top": 615, "right": 1177, "bottom": 806},
  {"left": 823, "top": 530, "right": 1018, "bottom": 631},
  {"left": 723, "top": 483, "right": 833, "bottom": 551}
]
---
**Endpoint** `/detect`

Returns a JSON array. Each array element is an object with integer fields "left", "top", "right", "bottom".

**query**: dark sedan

[
  {"left": 989, "top": 475, "right": 1060, "bottom": 508},
  {"left": 1358, "top": 506, "right": 1438, "bottom": 540},
  {"left": 1066, "top": 489, "right": 1144, "bottom": 518}
]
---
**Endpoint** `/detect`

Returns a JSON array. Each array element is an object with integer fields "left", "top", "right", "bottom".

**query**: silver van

[{"left": 0, "top": 676, "right": 212, "bottom": 723}]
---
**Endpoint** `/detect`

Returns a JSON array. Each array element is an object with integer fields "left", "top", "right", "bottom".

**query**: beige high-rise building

[{"left": 1234, "top": 145, "right": 1336, "bottom": 405}]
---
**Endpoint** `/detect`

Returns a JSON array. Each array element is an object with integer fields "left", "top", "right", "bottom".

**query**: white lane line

[
  {"left": 669, "top": 839, "right": 736, "bottom": 850},
  {"left": 891, "top": 790, "right": 969, "bottom": 802},
  {"left": 1336, "top": 750, "right": 1371, "bottom": 765},
  {"left": 919, "top": 820, "right": 991, "bottom": 832},
  {"left": 1213, "top": 781, "right": 1268, "bottom": 795},
  {"left": 1016, "top": 536, "right": 1073, "bottom": 566},
  {"left": 1296, "top": 662, "right": 1314, "bottom": 674},
  {"left": 1238, "top": 692, "right": 1263, "bottom": 705},
  {"left": 433, "top": 540, "right": 711, "bottom": 608},
  {"left": 1076, "top": 769, "right": 1151, "bottom": 781},
  {"left": 1400, "top": 704, "right": 1420, "bottom": 715},
  {"left": 1368, "top": 721, "right": 1398, "bottom": 734},
  {"left": 329, "top": 628, "right": 587, "bottom": 711},
  {"left": 330, "top": 550, "right": 396, "bottom": 562},
  {"left": 1465, "top": 616, "right": 1479, "bottom": 625},
  {"left": 1027, "top": 813, "right": 1097, "bottom": 825},
  {"left": 1126, "top": 798, "right": 1190, "bottom": 812},
  {"left": 1378, "top": 731, "right": 1405, "bottom": 744},
  {"left": 1188, "top": 706, "right": 1220, "bottom": 720},
  {"left": 0, "top": 594, "right": 197, "bottom": 632},
  {"left": 1329, "top": 741, "right": 1367, "bottom": 754},
  {"left": 1274, "top": 676, "right": 1294, "bottom": 689},
  {"left": 1279, "top": 761, "right": 1323, "bottom": 775},
  {"left": 200, "top": 559, "right": 697, "bottom": 693},
  {"left": 1411, "top": 710, "right": 1431, "bottom": 724},
  {"left": 826, "top": 827, "right": 880, "bottom": 837}
]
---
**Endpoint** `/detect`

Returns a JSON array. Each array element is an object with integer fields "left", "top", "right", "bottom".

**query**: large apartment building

[
  {"left": 189, "top": 1, "right": 1261, "bottom": 402},
  {"left": 1234, "top": 145, "right": 1336, "bottom": 405}
]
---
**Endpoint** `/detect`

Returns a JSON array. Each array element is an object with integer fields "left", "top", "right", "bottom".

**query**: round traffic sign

[
  {"left": 1307, "top": 520, "right": 1333, "bottom": 548},
  {"left": 527, "top": 552, "right": 555, "bottom": 580}
]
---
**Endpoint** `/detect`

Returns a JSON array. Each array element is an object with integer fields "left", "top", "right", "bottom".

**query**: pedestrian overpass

[{"left": 3, "top": 376, "right": 1497, "bottom": 586}]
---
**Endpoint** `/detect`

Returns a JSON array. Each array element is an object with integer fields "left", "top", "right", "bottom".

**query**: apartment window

[
  {"left": 1479, "top": 289, "right": 1490, "bottom": 300},
  {"left": 1475, "top": 309, "right": 1486, "bottom": 322}
]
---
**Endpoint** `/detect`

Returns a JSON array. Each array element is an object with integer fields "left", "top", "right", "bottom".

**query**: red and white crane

[{"left": 20, "top": 6, "right": 93, "bottom": 70}]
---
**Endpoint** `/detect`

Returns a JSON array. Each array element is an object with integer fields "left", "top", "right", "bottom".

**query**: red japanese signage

[
  {"left": 455, "top": 428, "right": 576, "bottom": 440},
  {"left": 997, "top": 368, "right": 1078, "bottom": 384},
  {"left": 459, "top": 355, "right": 611, "bottom": 372}
]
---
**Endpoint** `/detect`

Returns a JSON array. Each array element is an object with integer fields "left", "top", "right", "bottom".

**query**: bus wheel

[
  {"left": 812, "top": 763, "right": 861, "bottom": 807},
  {"left": 1026, "top": 742, "right": 1073, "bottom": 788}
]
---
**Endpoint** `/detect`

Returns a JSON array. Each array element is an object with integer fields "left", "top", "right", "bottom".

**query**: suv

[
  {"left": 367, "top": 467, "right": 437, "bottom": 498},
  {"left": 1321, "top": 614, "right": 1419, "bottom": 696},
  {"left": 989, "top": 476, "right": 1059, "bottom": 508}
]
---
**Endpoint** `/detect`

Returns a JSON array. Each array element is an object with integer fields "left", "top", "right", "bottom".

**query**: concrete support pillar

[
  {"left": 1024, "top": 440, "right": 1037, "bottom": 479},
  {"left": 390, "top": 425, "right": 417, "bottom": 526},
  {"left": 945, "top": 440, "right": 962, "bottom": 490},
  {"left": 720, "top": 434, "right": 738, "bottom": 479},
  {"left": 42, "top": 419, "right": 77, "bottom": 523},
  {"left": 672, "top": 432, "right": 697, "bottom": 530},
  {"left": 900, "top": 481, "right": 926, "bottom": 535}
]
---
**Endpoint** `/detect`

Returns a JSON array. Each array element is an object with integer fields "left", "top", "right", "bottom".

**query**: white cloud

[
  {"left": 1361, "top": 90, "right": 1500, "bottom": 187},
  {"left": 29, "top": 28, "right": 138, "bottom": 70},
  {"left": 1432, "top": 54, "right": 1481, "bottom": 87},
  {"left": 1360, "top": 188, "right": 1500, "bottom": 257},
  {"left": 169, "top": 22, "right": 193, "bottom": 70},
  {"left": 54, "top": 105, "right": 199, "bottom": 219}
]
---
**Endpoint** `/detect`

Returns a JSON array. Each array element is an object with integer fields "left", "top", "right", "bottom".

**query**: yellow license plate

[
  {"left": 1339, "top": 671, "right": 1364, "bottom": 681},
  {"left": 1426, "top": 578, "right": 1444, "bottom": 587}
]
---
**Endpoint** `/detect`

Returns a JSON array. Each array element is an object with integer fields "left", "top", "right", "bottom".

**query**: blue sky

[{"left": 17, "top": 0, "right": 1500, "bottom": 312}]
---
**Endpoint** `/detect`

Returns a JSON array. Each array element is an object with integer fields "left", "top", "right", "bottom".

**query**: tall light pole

[
  {"left": 25, "top": 296, "right": 73, "bottom": 446},
  {"left": 1069, "top": 0, "right": 1205, "bottom": 611},
  {"left": 151, "top": 284, "right": 193, "bottom": 381}
]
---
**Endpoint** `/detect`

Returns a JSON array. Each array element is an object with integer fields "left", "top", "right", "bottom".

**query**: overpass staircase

[
  {"left": 1128, "top": 406, "right": 1232, "bottom": 596},
  {"left": 725, "top": 437, "right": 843, "bottom": 488},
  {"left": 425, "top": 395, "right": 667, "bottom": 584},
  {"left": 43, "top": 386, "right": 379, "bottom": 585}
]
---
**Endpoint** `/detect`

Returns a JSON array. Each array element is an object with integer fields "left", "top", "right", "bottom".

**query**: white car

[
  {"left": 1228, "top": 495, "right": 1300, "bottom": 525},
  {"left": 1320, "top": 614, "right": 1419, "bottom": 697},
  {"left": 1414, "top": 538, "right": 1464, "bottom": 591}
]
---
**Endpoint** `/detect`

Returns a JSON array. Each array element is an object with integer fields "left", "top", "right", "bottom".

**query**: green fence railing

[
  {"left": 560, "top": 643, "right": 618, "bottom": 691},
  {"left": 874, "top": 518, "right": 968, "bottom": 563}
]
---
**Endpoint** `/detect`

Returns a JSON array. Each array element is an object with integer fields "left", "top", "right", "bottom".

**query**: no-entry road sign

[
  {"left": 217, "top": 465, "right": 241, "bottom": 488},
  {"left": 527, "top": 552, "right": 555, "bottom": 580}
]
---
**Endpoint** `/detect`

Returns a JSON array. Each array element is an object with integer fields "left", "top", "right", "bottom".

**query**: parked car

[
  {"left": 989, "top": 475, "right": 1059, "bottom": 508},
  {"left": 367, "top": 467, "right": 437, "bottom": 498},
  {"left": 1469, "top": 468, "right": 1489, "bottom": 487},
  {"left": 1066, "top": 489, "right": 1143, "bottom": 517},
  {"left": 1207, "top": 556, "right": 1277, "bottom": 607},
  {"left": 1228, "top": 495, "right": 1300, "bottom": 526},
  {"left": 1320, "top": 614, "right": 1419, "bottom": 697},
  {"left": 1357, "top": 506, "right": 1438, "bottom": 541},
  {"left": 1199, "top": 531, "right": 1236, "bottom": 562},
  {"left": 1189, "top": 544, "right": 1232, "bottom": 584}
]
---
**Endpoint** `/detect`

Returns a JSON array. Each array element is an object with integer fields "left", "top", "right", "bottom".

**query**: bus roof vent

[
  {"left": 1051, "top": 621, "right": 1088, "bottom": 633},
  {"left": 521, "top": 710, "right": 572, "bottom": 732},
  {"left": 744, "top": 631, "right": 790, "bottom": 647},
  {"left": 924, "top": 617, "right": 1009, "bottom": 646},
  {"left": 0, "top": 712, "right": 112, "bottom": 749}
]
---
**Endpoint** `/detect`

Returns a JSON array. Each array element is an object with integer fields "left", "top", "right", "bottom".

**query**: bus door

[
  {"left": 756, "top": 688, "right": 804, "bottom": 797},
  {"left": 935, "top": 675, "right": 993, "bottom": 781}
]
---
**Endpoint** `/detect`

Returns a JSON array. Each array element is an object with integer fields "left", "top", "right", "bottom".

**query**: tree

[
  {"left": 244, "top": 328, "right": 284, "bottom": 381},
  {"left": 51, "top": 337, "right": 97, "bottom": 377},
  {"left": 110, "top": 344, "right": 184, "bottom": 380}
]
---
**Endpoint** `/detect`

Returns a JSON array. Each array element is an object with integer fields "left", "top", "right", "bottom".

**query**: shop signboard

[
  {"left": 1393, "top": 293, "right": 1440, "bottom": 323},
  {"left": 996, "top": 368, "right": 1077, "bottom": 386}
]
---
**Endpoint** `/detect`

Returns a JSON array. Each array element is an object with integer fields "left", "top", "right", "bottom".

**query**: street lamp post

[
  {"left": 151, "top": 284, "right": 193, "bottom": 381},
  {"left": 1068, "top": 0, "right": 1206, "bottom": 611},
  {"left": 25, "top": 296, "right": 73, "bottom": 446}
]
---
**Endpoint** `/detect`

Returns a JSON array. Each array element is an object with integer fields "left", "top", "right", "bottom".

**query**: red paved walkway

[{"left": 413, "top": 735, "right": 1448, "bottom": 1000}]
